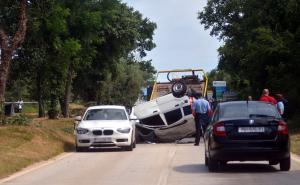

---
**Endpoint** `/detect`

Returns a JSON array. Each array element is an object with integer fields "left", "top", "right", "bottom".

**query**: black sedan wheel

[
  {"left": 204, "top": 150, "right": 208, "bottom": 166},
  {"left": 280, "top": 156, "right": 291, "bottom": 171},
  {"left": 208, "top": 156, "right": 219, "bottom": 172}
]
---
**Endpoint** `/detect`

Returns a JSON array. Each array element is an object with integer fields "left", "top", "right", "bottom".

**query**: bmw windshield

[{"left": 83, "top": 109, "right": 127, "bottom": 120}]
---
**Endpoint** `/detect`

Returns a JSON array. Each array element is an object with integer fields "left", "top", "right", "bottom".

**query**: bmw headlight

[
  {"left": 76, "top": 128, "right": 89, "bottom": 134},
  {"left": 117, "top": 127, "right": 131, "bottom": 134}
]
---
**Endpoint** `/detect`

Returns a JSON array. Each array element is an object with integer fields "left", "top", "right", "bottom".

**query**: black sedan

[{"left": 204, "top": 101, "right": 290, "bottom": 172}]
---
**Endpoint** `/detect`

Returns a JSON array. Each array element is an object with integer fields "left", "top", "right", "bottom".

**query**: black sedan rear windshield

[
  {"left": 220, "top": 102, "right": 281, "bottom": 119},
  {"left": 84, "top": 109, "right": 127, "bottom": 120}
]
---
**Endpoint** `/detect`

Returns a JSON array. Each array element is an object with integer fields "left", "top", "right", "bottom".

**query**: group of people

[
  {"left": 191, "top": 88, "right": 287, "bottom": 146},
  {"left": 258, "top": 89, "right": 287, "bottom": 118}
]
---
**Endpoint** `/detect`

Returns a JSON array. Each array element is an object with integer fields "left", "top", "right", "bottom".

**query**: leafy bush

[
  {"left": 7, "top": 114, "right": 31, "bottom": 126},
  {"left": 48, "top": 109, "right": 59, "bottom": 119}
]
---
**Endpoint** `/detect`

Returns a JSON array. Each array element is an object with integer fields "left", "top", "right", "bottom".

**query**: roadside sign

[
  {"left": 213, "top": 81, "right": 227, "bottom": 101},
  {"left": 207, "top": 90, "right": 213, "bottom": 100},
  {"left": 212, "top": 81, "right": 226, "bottom": 87}
]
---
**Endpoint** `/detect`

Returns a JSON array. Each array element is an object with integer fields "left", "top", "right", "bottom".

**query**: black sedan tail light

[
  {"left": 277, "top": 120, "right": 288, "bottom": 135},
  {"left": 213, "top": 122, "right": 226, "bottom": 137}
]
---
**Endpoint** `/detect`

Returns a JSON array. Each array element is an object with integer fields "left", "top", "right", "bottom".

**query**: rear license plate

[
  {"left": 238, "top": 127, "right": 265, "bottom": 133},
  {"left": 94, "top": 137, "right": 112, "bottom": 142}
]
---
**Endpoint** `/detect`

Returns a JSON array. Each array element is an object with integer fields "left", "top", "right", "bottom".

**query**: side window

[{"left": 211, "top": 107, "right": 219, "bottom": 123}]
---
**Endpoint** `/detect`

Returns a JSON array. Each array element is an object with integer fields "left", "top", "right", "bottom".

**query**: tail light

[
  {"left": 277, "top": 120, "right": 288, "bottom": 135},
  {"left": 213, "top": 122, "right": 226, "bottom": 137}
]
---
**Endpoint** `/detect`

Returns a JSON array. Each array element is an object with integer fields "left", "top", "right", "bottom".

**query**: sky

[{"left": 122, "top": 0, "right": 222, "bottom": 72}]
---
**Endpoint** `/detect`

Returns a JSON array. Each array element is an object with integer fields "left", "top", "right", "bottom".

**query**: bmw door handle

[
  {"left": 175, "top": 104, "right": 179, "bottom": 107},
  {"left": 153, "top": 110, "right": 158, "bottom": 113}
]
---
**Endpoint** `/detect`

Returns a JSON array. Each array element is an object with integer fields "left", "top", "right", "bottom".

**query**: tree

[
  {"left": 5, "top": 0, "right": 156, "bottom": 119},
  {"left": 72, "top": 0, "right": 157, "bottom": 105},
  {"left": 199, "top": 0, "right": 300, "bottom": 110},
  {"left": 0, "top": 0, "right": 27, "bottom": 117}
]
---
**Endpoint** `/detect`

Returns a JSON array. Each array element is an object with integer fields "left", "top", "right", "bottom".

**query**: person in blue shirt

[{"left": 192, "top": 92, "right": 211, "bottom": 146}]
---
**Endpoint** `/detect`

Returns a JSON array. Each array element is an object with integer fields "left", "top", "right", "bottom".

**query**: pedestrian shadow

[{"left": 173, "top": 163, "right": 279, "bottom": 174}]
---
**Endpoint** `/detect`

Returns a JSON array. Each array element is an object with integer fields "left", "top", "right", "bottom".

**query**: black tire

[
  {"left": 208, "top": 157, "right": 219, "bottom": 172},
  {"left": 220, "top": 161, "right": 227, "bottom": 166},
  {"left": 133, "top": 139, "right": 136, "bottom": 148},
  {"left": 205, "top": 153, "right": 208, "bottom": 166},
  {"left": 123, "top": 140, "right": 134, "bottom": 151},
  {"left": 269, "top": 160, "right": 279, "bottom": 166},
  {"left": 171, "top": 81, "right": 187, "bottom": 98},
  {"left": 280, "top": 156, "right": 291, "bottom": 171},
  {"left": 76, "top": 146, "right": 88, "bottom": 152}
]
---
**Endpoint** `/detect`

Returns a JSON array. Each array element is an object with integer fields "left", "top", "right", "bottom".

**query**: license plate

[
  {"left": 94, "top": 137, "right": 112, "bottom": 142},
  {"left": 238, "top": 127, "right": 265, "bottom": 133}
]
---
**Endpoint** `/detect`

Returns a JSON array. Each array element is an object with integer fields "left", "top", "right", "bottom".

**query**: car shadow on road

[
  {"left": 173, "top": 164, "right": 207, "bottom": 173},
  {"left": 78, "top": 147, "right": 128, "bottom": 153},
  {"left": 173, "top": 163, "right": 279, "bottom": 174}
]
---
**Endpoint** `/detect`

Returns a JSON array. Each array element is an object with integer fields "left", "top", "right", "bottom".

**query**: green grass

[
  {"left": 0, "top": 118, "right": 74, "bottom": 179},
  {"left": 288, "top": 115, "right": 300, "bottom": 156},
  {"left": 22, "top": 104, "right": 38, "bottom": 114}
]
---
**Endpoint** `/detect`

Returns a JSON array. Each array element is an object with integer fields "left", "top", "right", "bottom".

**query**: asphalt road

[{"left": 1, "top": 140, "right": 300, "bottom": 185}]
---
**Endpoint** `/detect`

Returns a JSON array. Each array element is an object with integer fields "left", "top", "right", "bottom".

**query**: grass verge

[
  {"left": 288, "top": 115, "right": 300, "bottom": 156},
  {"left": 0, "top": 118, "right": 74, "bottom": 179}
]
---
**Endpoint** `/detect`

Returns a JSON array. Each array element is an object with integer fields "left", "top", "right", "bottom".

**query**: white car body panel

[
  {"left": 134, "top": 94, "right": 191, "bottom": 126},
  {"left": 75, "top": 105, "right": 135, "bottom": 149}
]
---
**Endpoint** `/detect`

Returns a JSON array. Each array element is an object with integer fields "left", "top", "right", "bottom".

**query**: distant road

[{"left": 1, "top": 140, "right": 300, "bottom": 185}]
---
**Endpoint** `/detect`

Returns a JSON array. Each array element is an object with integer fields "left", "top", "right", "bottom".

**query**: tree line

[
  {"left": 199, "top": 0, "right": 300, "bottom": 115},
  {"left": 0, "top": 0, "right": 157, "bottom": 119}
]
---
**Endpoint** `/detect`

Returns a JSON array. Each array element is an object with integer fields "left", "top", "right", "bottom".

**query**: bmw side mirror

[{"left": 130, "top": 115, "right": 138, "bottom": 121}]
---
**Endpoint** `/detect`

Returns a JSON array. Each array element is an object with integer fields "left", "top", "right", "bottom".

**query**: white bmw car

[{"left": 74, "top": 105, "right": 136, "bottom": 152}]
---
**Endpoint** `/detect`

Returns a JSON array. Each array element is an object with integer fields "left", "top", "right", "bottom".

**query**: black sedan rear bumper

[{"left": 210, "top": 147, "right": 290, "bottom": 161}]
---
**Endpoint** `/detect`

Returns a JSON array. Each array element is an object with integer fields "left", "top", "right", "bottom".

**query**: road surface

[{"left": 1, "top": 140, "right": 300, "bottom": 185}]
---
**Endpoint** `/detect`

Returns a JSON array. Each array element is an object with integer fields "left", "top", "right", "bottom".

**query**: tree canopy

[
  {"left": 199, "top": 0, "right": 300, "bottom": 113},
  {"left": 1, "top": 0, "right": 157, "bottom": 118}
]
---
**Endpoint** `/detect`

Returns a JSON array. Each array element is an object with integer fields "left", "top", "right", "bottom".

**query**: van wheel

[
  {"left": 171, "top": 81, "right": 187, "bottom": 98},
  {"left": 280, "top": 156, "right": 291, "bottom": 171}
]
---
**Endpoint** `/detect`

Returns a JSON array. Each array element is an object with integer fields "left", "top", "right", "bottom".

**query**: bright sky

[{"left": 122, "top": 0, "right": 222, "bottom": 73}]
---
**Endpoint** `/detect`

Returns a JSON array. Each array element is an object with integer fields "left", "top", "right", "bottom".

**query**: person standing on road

[
  {"left": 275, "top": 94, "right": 285, "bottom": 116},
  {"left": 192, "top": 92, "right": 211, "bottom": 146},
  {"left": 259, "top": 89, "right": 277, "bottom": 105}
]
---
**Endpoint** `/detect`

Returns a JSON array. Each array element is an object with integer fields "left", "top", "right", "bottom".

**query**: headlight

[
  {"left": 117, "top": 127, "right": 131, "bottom": 134},
  {"left": 76, "top": 128, "right": 89, "bottom": 134}
]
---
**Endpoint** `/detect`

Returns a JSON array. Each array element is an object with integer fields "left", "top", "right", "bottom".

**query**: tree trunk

[
  {"left": 59, "top": 98, "right": 65, "bottom": 116},
  {"left": 0, "top": 51, "right": 12, "bottom": 115},
  {"left": 61, "top": 65, "right": 74, "bottom": 118},
  {"left": 38, "top": 100, "right": 45, "bottom": 117},
  {"left": 37, "top": 77, "right": 45, "bottom": 117},
  {"left": 0, "top": 0, "right": 28, "bottom": 119},
  {"left": 48, "top": 95, "right": 58, "bottom": 119}
]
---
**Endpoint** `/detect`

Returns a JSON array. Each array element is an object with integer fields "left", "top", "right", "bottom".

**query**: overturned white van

[{"left": 133, "top": 69, "right": 208, "bottom": 142}]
